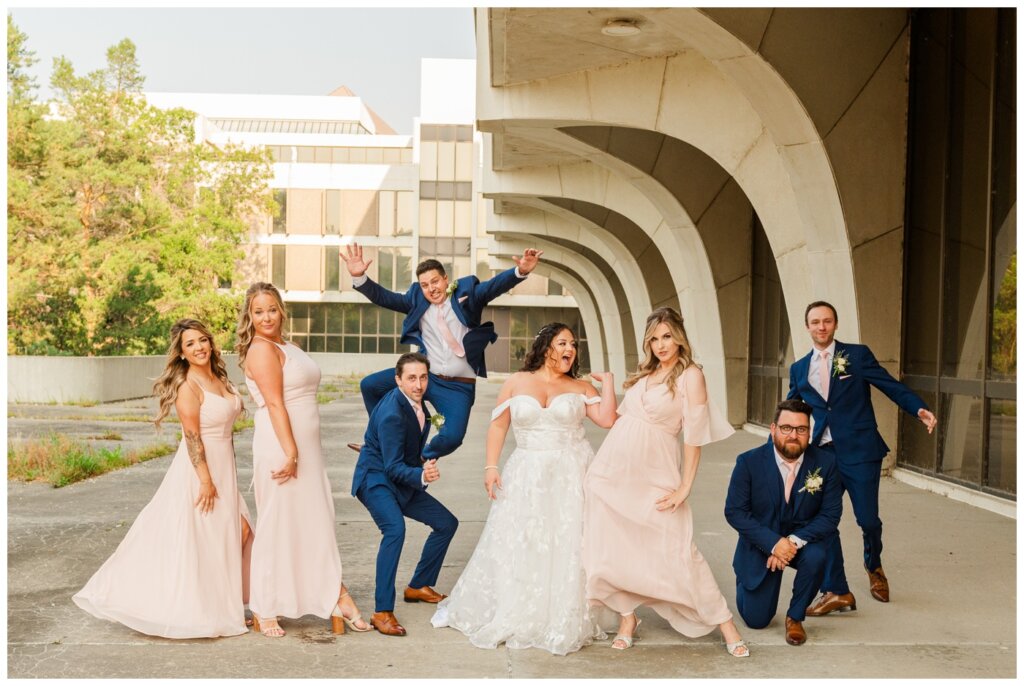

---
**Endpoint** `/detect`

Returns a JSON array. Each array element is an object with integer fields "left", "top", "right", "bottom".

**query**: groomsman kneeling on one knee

[{"left": 724, "top": 399, "right": 842, "bottom": 646}]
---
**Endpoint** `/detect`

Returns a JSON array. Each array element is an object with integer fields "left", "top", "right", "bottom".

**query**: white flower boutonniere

[
  {"left": 430, "top": 413, "right": 446, "bottom": 430},
  {"left": 798, "top": 467, "right": 823, "bottom": 495},
  {"left": 831, "top": 350, "right": 850, "bottom": 377},
  {"left": 444, "top": 282, "right": 458, "bottom": 300}
]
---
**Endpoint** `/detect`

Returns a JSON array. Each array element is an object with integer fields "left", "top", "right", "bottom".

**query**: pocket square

[
  {"left": 839, "top": 374, "right": 852, "bottom": 380},
  {"left": 458, "top": 295, "right": 468, "bottom": 303}
]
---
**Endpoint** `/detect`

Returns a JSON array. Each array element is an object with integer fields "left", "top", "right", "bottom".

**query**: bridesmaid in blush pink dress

[
  {"left": 237, "top": 283, "right": 370, "bottom": 637},
  {"left": 583, "top": 307, "right": 749, "bottom": 657},
  {"left": 74, "top": 319, "right": 253, "bottom": 638}
]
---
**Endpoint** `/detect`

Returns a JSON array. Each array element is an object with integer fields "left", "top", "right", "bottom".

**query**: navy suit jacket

[
  {"left": 788, "top": 341, "right": 928, "bottom": 465},
  {"left": 354, "top": 268, "right": 525, "bottom": 378},
  {"left": 724, "top": 442, "right": 842, "bottom": 591},
  {"left": 351, "top": 387, "right": 431, "bottom": 499}
]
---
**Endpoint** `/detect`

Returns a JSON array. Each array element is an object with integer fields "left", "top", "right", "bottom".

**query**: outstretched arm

[
  {"left": 857, "top": 346, "right": 937, "bottom": 433},
  {"left": 472, "top": 249, "right": 544, "bottom": 305}
]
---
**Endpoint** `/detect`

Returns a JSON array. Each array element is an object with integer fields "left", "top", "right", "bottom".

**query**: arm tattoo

[{"left": 184, "top": 430, "right": 207, "bottom": 467}]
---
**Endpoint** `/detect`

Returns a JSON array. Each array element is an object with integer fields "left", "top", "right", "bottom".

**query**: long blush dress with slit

[
  {"left": 583, "top": 366, "right": 736, "bottom": 637},
  {"left": 245, "top": 338, "right": 343, "bottom": 620},
  {"left": 73, "top": 390, "right": 253, "bottom": 638}
]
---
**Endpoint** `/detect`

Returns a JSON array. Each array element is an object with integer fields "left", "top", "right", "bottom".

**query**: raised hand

[
  {"left": 511, "top": 248, "right": 543, "bottom": 275},
  {"left": 342, "top": 242, "right": 373, "bottom": 277},
  {"left": 589, "top": 371, "right": 613, "bottom": 386}
]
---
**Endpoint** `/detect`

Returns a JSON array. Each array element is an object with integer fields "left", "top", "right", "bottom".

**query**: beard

[{"left": 773, "top": 434, "right": 805, "bottom": 460}]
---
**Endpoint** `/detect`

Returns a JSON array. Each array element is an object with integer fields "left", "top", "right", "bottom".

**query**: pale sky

[{"left": 8, "top": 7, "right": 477, "bottom": 134}]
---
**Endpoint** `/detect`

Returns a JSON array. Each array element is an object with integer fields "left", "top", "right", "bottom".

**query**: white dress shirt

[
  {"left": 773, "top": 446, "right": 808, "bottom": 550},
  {"left": 807, "top": 340, "right": 836, "bottom": 445}
]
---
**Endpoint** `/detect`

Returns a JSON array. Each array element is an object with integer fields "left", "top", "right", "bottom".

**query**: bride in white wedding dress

[{"left": 431, "top": 323, "right": 617, "bottom": 655}]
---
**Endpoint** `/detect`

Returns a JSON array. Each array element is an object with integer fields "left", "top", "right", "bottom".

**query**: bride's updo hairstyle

[{"left": 520, "top": 322, "right": 581, "bottom": 379}]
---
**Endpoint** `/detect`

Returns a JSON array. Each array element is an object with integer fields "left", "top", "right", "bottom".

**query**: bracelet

[
  {"left": 288, "top": 456, "right": 298, "bottom": 463},
  {"left": 484, "top": 465, "right": 499, "bottom": 472}
]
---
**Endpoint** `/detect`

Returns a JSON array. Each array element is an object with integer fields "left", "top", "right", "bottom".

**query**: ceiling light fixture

[{"left": 601, "top": 19, "right": 641, "bottom": 37}]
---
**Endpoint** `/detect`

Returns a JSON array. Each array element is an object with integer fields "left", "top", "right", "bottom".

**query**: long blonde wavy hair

[
  {"left": 152, "top": 318, "right": 239, "bottom": 427},
  {"left": 236, "top": 282, "right": 289, "bottom": 369},
  {"left": 622, "top": 307, "right": 699, "bottom": 398}
]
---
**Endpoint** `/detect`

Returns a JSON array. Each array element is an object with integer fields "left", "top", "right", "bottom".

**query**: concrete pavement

[{"left": 7, "top": 380, "right": 1016, "bottom": 678}]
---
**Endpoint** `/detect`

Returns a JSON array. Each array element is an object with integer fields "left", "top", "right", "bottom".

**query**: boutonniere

[
  {"left": 444, "top": 282, "right": 458, "bottom": 300},
  {"left": 430, "top": 413, "right": 446, "bottom": 430},
  {"left": 831, "top": 350, "right": 850, "bottom": 377},
  {"left": 798, "top": 467, "right": 823, "bottom": 495}
]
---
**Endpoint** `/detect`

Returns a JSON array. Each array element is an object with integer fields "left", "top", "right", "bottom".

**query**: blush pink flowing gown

[
  {"left": 245, "top": 339, "right": 343, "bottom": 620},
  {"left": 73, "top": 390, "right": 253, "bottom": 638},
  {"left": 583, "top": 366, "right": 735, "bottom": 637}
]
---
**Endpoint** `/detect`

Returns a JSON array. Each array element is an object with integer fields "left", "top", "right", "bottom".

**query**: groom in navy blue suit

[
  {"left": 352, "top": 352, "right": 459, "bottom": 637},
  {"left": 725, "top": 399, "right": 842, "bottom": 646},
  {"left": 789, "top": 301, "right": 937, "bottom": 615},
  {"left": 344, "top": 243, "right": 542, "bottom": 461}
]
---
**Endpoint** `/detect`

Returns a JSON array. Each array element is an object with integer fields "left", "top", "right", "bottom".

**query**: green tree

[{"left": 8, "top": 21, "right": 274, "bottom": 355}]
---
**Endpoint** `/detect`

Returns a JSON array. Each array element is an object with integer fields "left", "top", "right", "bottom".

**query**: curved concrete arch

[
  {"left": 489, "top": 234, "right": 630, "bottom": 383},
  {"left": 481, "top": 159, "right": 730, "bottom": 409},
  {"left": 476, "top": 18, "right": 859, "bottom": 346},
  {"left": 490, "top": 202, "right": 652, "bottom": 350},
  {"left": 489, "top": 254, "right": 608, "bottom": 376}
]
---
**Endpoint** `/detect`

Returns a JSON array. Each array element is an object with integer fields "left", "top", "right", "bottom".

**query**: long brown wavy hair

[
  {"left": 236, "top": 282, "right": 288, "bottom": 369},
  {"left": 152, "top": 318, "right": 239, "bottom": 427},
  {"left": 622, "top": 307, "right": 698, "bottom": 398},
  {"left": 520, "top": 322, "right": 581, "bottom": 378}
]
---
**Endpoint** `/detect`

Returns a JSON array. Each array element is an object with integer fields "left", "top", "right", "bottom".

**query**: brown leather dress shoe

[
  {"left": 370, "top": 611, "right": 406, "bottom": 636},
  {"left": 347, "top": 443, "right": 362, "bottom": 453},
  {"left": 806, "top": 591, "right": 857, "bottom": 616},
  {"left": 785, "top": 616, "right": 807, "bottom": 646},
  {"left": 867, "top": 566, "right": 890, "bottom": 602},
  {"left": 403, "top": 585, "right": 447, "bottom": 603}
]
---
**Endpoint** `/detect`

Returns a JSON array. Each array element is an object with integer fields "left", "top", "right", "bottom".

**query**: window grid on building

[
  {"left": 210, "top": 119, "right": 370, "bottom": 135},
  {"left": 287, "top": 302, "right": 411, "bottom": 355}
]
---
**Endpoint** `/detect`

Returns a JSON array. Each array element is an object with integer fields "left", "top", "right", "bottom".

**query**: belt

[{"left": 433, "top": 373, "right": 477, "bottom": 385}]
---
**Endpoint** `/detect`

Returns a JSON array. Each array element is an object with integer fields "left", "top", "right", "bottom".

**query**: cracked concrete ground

[{"left": 7, "top": 381, "right": 1016, "bottom": 678}]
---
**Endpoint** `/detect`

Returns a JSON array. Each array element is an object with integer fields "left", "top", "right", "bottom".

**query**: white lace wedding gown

[{"left": 431, "top": 393, "right": 606, "bottom": 655}]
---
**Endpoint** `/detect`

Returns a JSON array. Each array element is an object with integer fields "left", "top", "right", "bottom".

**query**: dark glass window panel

[
  {"left": 291, "top": 307, "right": 310, "bottom": 334},
  {"left": 325, "top": 246, "right": 340, "bottom": 291},
  {"left": 343, "top": 336, "right": 359, "bottom": 353},
  {"left": 939, "top": 392, "right": 983, "bottom": 483},
  {"left": 899, "top": 390, "right": 939, "bottom": 471},
  {"left": 326, "top": 335, "right": 343, "bottom": 353},
  {"left": 379, "top": 310, "right": 396, "bottom": 335},
  {"left": 456, "top": 183, "right": 472, "bottom": 201},
  {"left": 988, "top": 252, "right": 1016, "bottom": 380},
  {"left": 326, "top": 305, "right": 344, "bottom": 334},
  {"left": 439, "top": 125, "right": 456, "bottom": 142},
  {"left": 343, "top": 304, "right": 360, "bottom": 335},
  {"left": 272, "top": 190, "right": 287, "bottom": 234},
  {"left": 362, "top": 307, "right": 379, "bottom": 335},
  {"left": 309, "top": 305, "right": 326, "bottom": 334},
  {"left": 379, "top": 337, "right": 396, "bottom": 354},
  {"left": 421, "top": 124, "right": 438, "bottom": 141},
  {"left": 296, "top": 146, "right": 315, "bottom": 163},
  {"left": 361, "top": 337, "right": 378, "bottom": 354},
  {"left": 510, "top": 310, "right": 528, "bottom": 339},
  {"left": 453, "top": 238, "right": 471, "bottom": 255},
  {"left": 986, "top": 398, "right": 1016, "bottom": 493},
  {"left": 420, "top": 181, "right": 437, "bottom": 199},
  {"left": 435, "top": 238, "right": 454, "bottom": 256},
  {"left": 314, "top": 147, "right": 332, "bottom": 163},
  {"left": 291, "top": 335, "right": 308, "bottom": 351},
  {"left": 436, "top": 182, "right": 454, "bottom": 200},
  {"left": 271, "top": 245, "right": 286, "bottom": 288},
  {"left": 457, "top": 125, "right": 473, "bottom": 142},
  {"left": 396, "top": 251, "right": 412, "bottom": 285},
  {"left": 307, "top": 335, "right": 326, "bottom": 353}
]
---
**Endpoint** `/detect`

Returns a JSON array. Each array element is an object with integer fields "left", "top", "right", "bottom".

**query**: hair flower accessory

[
  {"left": 831, "top": 350, "right": 850, "bottom": 377},
  {"left": 798, "top": 467, "right": 823, "bottom": 495}
]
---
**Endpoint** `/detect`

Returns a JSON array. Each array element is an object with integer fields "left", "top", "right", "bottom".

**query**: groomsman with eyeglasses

[{"left": 788, "top": 301, "right": 938, "bottom": 616}]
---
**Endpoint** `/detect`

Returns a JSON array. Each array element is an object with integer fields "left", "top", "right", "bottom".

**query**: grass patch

[
  {"left": 232, "top": 417, "right": 255, "bottom": 433},
  {"left": 7, "top": 413, "right": 173, "bottom": 424},
  {"left": 88, "top": 431, "right": 123, "bottom": 441},
  {"left": 64, "top": 399, "right": 99, "bottom": 407},
  {"left": 8, "top": 434, "right": 176, "bottom": 488}
]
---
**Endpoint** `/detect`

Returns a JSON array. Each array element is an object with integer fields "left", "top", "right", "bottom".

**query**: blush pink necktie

[
  {"left": 784, "top": 460, "right": 798, "bottom": 503},
  {"left": 436, "top": 305, "right": 465, "bottom": 357},
  {"left": 819, "top": 351, "right": 831, "bottom": 398},
  {"left": 414, "top": 403, "right": 425, "bottom": 431}
]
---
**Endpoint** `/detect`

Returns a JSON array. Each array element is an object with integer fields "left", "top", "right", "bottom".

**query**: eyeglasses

[{"left": 777, "top": 425, "right": 810, "bottom": 436}]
